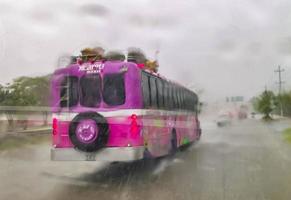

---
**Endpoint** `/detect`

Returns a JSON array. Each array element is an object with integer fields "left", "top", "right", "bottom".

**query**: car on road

[
  {"left": 216, "top": 114, "right": 232, "bottom": 127},
  {"left": 238, "top": 110, "right": 248, "bottom": 119}
]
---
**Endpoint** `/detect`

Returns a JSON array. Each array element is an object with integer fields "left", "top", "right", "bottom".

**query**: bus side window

[
  {"left": 181, "top": 89, "right": 185, "bottom": 110},
  {"left": 168, "top": 83, "right": 173, "bottom": 110},
  {"left": 157, "top": 78, "right": 164, "bottom": 109},
  {"left": 182, "top": 89, "right": 186, "bottom": 110},
  {"left": 193, "top": 93, "right": 198, "bottom": 112},
  {"left": 149, "top": 76, "right": 158, "bottom": 109},
  {"left": 190, "top": 93, "right": 194, "bottom": 112},
  {"left": 171, "top": 84, "right": 175, "bottom": 110},
  {"left": 187, "top": 91, "right": 192, "bottom": 111},
  {"left": 142, "top": 72, "right": 151, "bottom": 108},
  {"left": 165, "top": 82, "right": 170, "bottom": 110},
  {"left": 187, "top": 91, "right": 191, "bottom": 111},
  {"left": 181, "top": 89, "right": 184, "bottom": 110},
  {"left": 163, "top": 82, "right": 167, "bottom": 110},
  {"left": 186, "top": 91, "right": 190, "bottom": 111},
  {"left": 177, "top": 87, "right": 181, "bottom": 110},
  {"left": 173, "top": 86, "right": 178, "bottom": 110},
  {"left": 155, "top": 79, "right": 160, "bottom": 108}
]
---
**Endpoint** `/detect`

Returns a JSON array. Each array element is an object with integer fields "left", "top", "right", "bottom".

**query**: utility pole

[{"left": 274, "top": 65, "right": 285, "bottom": 116}]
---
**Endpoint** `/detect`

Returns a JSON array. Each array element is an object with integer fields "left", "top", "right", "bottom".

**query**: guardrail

[
  {"left": 0, "top": 106, "right": 51, "bottom": 133},
  {"left": 0, "top": 106, "right": 50, "bottom": 112}
]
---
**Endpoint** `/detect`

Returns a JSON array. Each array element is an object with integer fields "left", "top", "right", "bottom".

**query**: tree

[
  {"left": 0, "top": 84, "right": 6, "bottom": 103},
  {"left": 253, "top": 90, "right": 277, "bottom": 120},
  {"left": 0, "top": 75, "right": 50, "bottom": 129},
  {"left": 279, "top": 92, "right": 291, "bottom": 117},
  {"left": 0, "top": 76, "right": 49, "bottom": 106}
]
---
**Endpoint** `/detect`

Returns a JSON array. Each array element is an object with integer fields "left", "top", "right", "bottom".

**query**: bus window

[
  {"left": 80, "top": 74, "right": 101, "bottom": 107},
  {"left": 167, "top": 83, "right": 171, "bottom": 110},
  {"left": 142, "top": 72, "right": 150, "bottom": 108},
  {"left": 103, "top": 73, "right": 126, "bottom": 106},
  {"left": 172, "top": 85, "right": 177, "bottom": 110},
  {"left": 182, "top": 89, "right": 186, "bottom": 110},
  {"left": 193, "top": 93, "right": 198, "bottom": 112},
  {"left": 186, "top": 91, "right": 190, "bottom": 111},
  {"left": 176, "top": 87, "right": 181, "bottom": 109},
  {"left": 157, "top": 78, "right": 164, "bottom": 109},
  {"left": 187, "top": 91, "right": 192, "bottom": 111},
  {"left": 184, "top": 91, "right": 188, "bottom": 110},
  {"left": 177, "top": 88, "right": 182, "bottom": 110},
  {"left": 168, "top": 83, "right": 173, "bottom": 110},
  {"left": 163, "top": 81, "right": 169, "bottom": 109},
  {"left": 60, "top": 76, "right": 79, "bottom": 107},
  {"left": 149, "top": 76, "right": 158, "bottom": 108}
]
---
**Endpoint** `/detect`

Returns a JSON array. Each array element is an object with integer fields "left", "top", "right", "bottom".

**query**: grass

[
  {"left": 0, "top": 134, "right": 49, "bottom": 151},
  {"left": 283, "top": 128, "right": 291, "bottom": 143}
]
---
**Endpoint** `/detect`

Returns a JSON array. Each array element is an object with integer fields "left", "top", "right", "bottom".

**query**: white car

[{"left": 216, "top": 114, "right": 232, "bottom": 127}]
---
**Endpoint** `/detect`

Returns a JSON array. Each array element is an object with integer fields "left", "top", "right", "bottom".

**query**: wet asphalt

[{"left": 1, "top": 118, "right": 291, "bottom": 200}]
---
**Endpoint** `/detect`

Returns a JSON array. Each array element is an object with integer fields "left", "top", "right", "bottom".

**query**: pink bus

[{"left": 50, "top": 58, "right": 201, "bottom": 161}]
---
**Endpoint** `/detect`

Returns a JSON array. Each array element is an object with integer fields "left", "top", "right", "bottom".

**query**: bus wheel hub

[{"left": 76, "top": 119, "right": 98, "bottom": 143}]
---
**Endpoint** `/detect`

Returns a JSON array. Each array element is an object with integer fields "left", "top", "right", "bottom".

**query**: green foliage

[
  {"left": 279, "top": 92, "right": 291, "bottom": 117},
  {"left": 0, "top": 75, "right": 50, "bottom": 106},
  {"left": 0, "top": 84, "right": 6, "bottom": 103},
  {"left": 270, "top": 92, "right": 291, "bottom": 117},
  {"left": 253, "top": 89, "right": 291, "bottom": 118},
  {"left": 283, "top": 128, "right": 291, "bottom": 143},
  {"left": 253, "top": 90, "right": 276, "bottom": 120},
  {"left": 0, "top": 76, "right": 50, "bottom": 130}
]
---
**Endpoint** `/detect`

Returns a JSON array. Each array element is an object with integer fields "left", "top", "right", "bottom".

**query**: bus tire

[
  {"left": 170, "top": 129, "right": 178, "bottom": 155},
  {"left": 69, "top": 112, "right": 109, "bottom": 152}
]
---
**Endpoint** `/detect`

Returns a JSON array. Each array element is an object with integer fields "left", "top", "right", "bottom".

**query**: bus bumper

[{"left": 51, "top": 146, "right": 145, "bottom": 162}]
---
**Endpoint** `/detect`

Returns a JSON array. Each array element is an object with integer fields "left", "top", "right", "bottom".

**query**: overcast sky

[{"left": 0, "top": 0, "right": 291, "bottom": 101}]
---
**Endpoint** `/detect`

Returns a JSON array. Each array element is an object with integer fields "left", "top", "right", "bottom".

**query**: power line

[
  {"left": 274, "top": 65, "right": 285, "bottom": 94},
  {"left": 274, "top": 65, "right": 285, "bottom": 116}
]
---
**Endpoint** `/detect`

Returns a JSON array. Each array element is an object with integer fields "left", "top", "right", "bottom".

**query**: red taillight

[
  {"left": 131, "top": 114, "right": 137, "bottom": 120},
  {"left": 52, "top": 118, "right": 57, "bottom": 135},
  {"left": 130, "top": 114, "right": 138, "bottom": 135}
]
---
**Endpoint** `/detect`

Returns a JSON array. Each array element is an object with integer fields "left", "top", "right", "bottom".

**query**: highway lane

[{"left": 1, "top": 118, "right": 291, "bottom": 200}]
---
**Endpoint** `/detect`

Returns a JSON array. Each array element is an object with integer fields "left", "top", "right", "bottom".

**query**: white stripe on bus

[{"left": 52, "top": 109, "right": 196, "bottom": 121}]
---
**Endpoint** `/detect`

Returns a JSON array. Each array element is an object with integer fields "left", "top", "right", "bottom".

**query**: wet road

[{"left": 1, "top": 118, "right": 291, "bottom": 200}]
